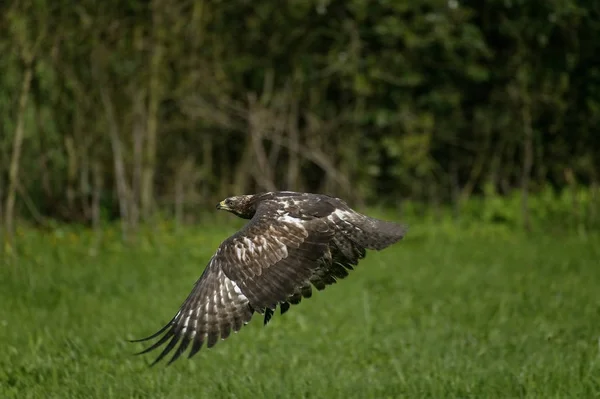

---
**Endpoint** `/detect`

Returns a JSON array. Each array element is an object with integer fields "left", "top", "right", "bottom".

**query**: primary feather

[{"left": 131, "top": 191, "right": 408, "bottom": 365}]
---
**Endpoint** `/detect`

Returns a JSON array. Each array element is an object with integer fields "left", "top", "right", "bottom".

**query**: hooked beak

[{"left": 216, "top": 200, "right": 228, "bottom": 210}]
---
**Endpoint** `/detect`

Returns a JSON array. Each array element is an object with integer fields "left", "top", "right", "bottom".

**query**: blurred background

[
  {"left": 1, "top": 0, "right": 598, "bottom": 246},
  {"left": 1, "top": 2, "right": 600, "bottom": 397}
]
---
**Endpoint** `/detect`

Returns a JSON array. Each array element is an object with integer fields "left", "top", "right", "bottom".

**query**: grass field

[{"left": 1, "top": 218, "right": 599, "bottom": 398}]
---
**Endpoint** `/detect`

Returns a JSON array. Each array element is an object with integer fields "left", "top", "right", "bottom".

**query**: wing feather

[
  {"left": 132, "top": 258, "right": 253, "bottom": 366},
  {"left": 132, "top": 201, "right": 333, "bottom": 364},
  {"left": 217, "top": 207, "right": 334, "bottom": 310},
  {"left": 327, "top": 207, "right": 408, "bottom": 250}
]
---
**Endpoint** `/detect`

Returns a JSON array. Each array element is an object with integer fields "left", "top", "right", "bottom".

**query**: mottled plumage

[{"left": 131, "top": 191, "right": 408, "bottom": 365}]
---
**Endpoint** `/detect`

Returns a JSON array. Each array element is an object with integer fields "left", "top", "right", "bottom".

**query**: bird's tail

[{"left": 342, "top": 214, "right": 408, "bottom": 251}]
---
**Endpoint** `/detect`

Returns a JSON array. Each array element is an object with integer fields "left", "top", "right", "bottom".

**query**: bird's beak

[{"left": 216, "top": 201, "right": 228, "bottom": 210}]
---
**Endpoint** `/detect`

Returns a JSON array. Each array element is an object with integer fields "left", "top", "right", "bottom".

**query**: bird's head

[{"left": 216, "top": 194, "right": 258, "bottom": 219}]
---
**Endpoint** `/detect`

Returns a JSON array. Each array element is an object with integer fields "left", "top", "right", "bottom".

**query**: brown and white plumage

[{"left": 131, "top": 191, "right": 408, "bottom": 365}]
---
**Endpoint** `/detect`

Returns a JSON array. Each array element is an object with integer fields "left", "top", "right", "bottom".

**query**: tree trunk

[
  {"left": 174, "top": 171, "right": 184, "bottom": 231},
  {"left": 247, "top": 95, "right": 277, "bottom": 191},
  {"left": 564, "top": 168, "right": 580, "bottom": 230},
  {"left": 64, "top": 135, "right": 77, "bottom": 215},
  {"left": 429, "top": 181, "right": 441, "bottom": 221},
  {"left": 141, "top": 0, "right": 165, "bottom": 220},
  {"left": 90, "top": 160, "right": 103, "bottom": 256},
  {"left": 37, "top": 104, "right": 53, "bottom": 209},
  {"left": 286, "top": 97, "right": 300, "bottom": 191},
  {"left": 521, "top": 93, "right": 534, "bottom": 232},
  {"left": 450, "top": 154, "right": 460, "bottom": 220},
  {"left": 99, "top": 84, "right": 132, "bottom": 241},
  {"left": 0, "top": 171, "right": 4, "bottom": 256},
  {"left": 460, "top": 129, "right": 492, "bottom": 202},
  {"left": 132, "top": 93, "right": 145, "bottom": 230},
  {"left": 232, "top": 141, "right": 254, "bottom": 194},
  {"left": 591, "top": 178, "right": 598, "bottom": 228},
  {"left": 4, "top": 61, "right": 33, "bottom": 248},
  {"left": 590, "top": 161, "right": 598, "bottom": 228},
  {"left": 79, "top": 141, "right": 91, "bottom": 221},
  {"left": 16, "top": 181, "right": 46, "bottom": 227},
  {"left": 202, "top": 134, "right": 213, "bottom": 199}
]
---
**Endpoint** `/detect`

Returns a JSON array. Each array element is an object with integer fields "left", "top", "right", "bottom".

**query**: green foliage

[
  {"left": 0, "top": 0, "right": 599, "bottom": 228},
  {"left": 1, "top": 221, "right": 599, "bottom": 397},
  {"left": 390, "top": 186, "right": 600, "bottom": 234}
]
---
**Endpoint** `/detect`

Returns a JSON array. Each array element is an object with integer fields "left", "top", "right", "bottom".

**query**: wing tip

[
  {"left": 132, "top": 325, "right": 215, "bottom": 366},
  {"left": 129, "top": 317, "right": 176, "bottom": 343},
  {"left": 263, "top": 307, "right": 274, "bottom": 326}
]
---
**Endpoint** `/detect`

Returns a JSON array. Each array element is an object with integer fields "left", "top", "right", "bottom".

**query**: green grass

[{"left": 1, "top": 220, "right": 599, "bottom": 398}]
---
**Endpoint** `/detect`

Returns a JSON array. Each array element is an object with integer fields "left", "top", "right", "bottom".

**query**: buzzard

[{"left": 132, "top": 191, "right": 407, "bottom": 365}]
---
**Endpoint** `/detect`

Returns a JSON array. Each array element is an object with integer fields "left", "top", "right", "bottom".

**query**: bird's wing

[
  {"left": 130, "top": 257, "right": 254, "bottom": 366},
  {"left": 217, "top": 202, "right": 336, "bottom": 310},
  {"left": 132, "top": 198, "right": 336, "bottom": 365},
  {"left": 325, "top": 202, "right": 408, "bottom": 250},
  {"left": 306, "top": 199, "right": 408, "bottom": 291}
]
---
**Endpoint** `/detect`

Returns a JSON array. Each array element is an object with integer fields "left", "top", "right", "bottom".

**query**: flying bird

[{"left": 131, "top": 191, "right": 408, "bottom": 365}]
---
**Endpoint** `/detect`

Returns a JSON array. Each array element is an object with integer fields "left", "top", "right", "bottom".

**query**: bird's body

[{"left": 132, "top": 191, "right": 408, "bottom": 365}]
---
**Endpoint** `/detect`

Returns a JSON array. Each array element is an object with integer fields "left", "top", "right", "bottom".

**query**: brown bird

[{"left": 131, "top": 191, "right": 408, "bottom": 365}]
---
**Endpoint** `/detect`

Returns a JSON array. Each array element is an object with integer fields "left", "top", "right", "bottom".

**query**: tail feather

[{"left": 338, "top": 213, "right": 408, "bottom": 250}]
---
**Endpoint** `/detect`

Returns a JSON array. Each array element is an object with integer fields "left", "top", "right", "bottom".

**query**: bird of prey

[{"left": 131, "top": 191, "right": 408, "bottom": 365}]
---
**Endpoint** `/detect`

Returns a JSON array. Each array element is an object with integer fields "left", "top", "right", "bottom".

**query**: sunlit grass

[{"left": 1, "top": 220, "right": 599, "bottom": 398}]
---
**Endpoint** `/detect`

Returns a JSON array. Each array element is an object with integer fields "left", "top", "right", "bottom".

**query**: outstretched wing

[
  {"left": 130, "top": 258, "right": 253, "bottom": 366},
  {"left": 306, "top": 199, "right": 408, "bottom": 293},
  {"left": 217, "top": 212, "right": 335, "bottom": 310},
  {"left": 132, "top": 198, "right": 335, "bottom": 365}
]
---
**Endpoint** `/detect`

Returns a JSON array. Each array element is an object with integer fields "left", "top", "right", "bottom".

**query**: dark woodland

[{"left": 1, "top": 0, "right": 599, "bottom": 239}]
